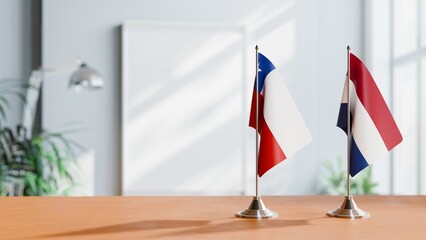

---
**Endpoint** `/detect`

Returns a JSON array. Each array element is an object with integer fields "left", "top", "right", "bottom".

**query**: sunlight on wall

[
  {"left": 240, "top": 0, "right": 294, "bottom": 30},
  {"left": 172, "top": 31, "right": 244, "bottom": 79}
]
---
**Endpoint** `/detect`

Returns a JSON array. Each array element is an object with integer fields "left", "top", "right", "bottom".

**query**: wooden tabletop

[{"left": 1, "top": 196, "right": 425, "bottom": 239}]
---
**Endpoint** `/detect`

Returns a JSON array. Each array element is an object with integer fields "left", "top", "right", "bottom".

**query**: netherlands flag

[
  {"left": 337, "top": 53, "right": 403, "bottom": 177},
  {"left": 249, "top": 53, "right": 311, "bottom": 177}
]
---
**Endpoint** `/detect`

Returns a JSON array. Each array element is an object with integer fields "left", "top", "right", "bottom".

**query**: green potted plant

[
  {"left": 0, "top": 79, "right": 81, "bottom": 196},
  {"left": 318, "top": 156, "right": 378, "bottom": 195}
]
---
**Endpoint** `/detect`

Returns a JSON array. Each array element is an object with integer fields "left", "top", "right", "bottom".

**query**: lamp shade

[{"left": 69, "top": 63, "right": 104, "bottom": 90}]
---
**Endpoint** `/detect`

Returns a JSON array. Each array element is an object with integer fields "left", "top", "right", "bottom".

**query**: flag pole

[
  {"left": 255, "top": 45, "right": 259, "bottom": 198},
  {"left": 236, "top": 45, "right": 277, "bottom": 219},
  {"left": 346, "top": 45, "right": 351, "bottom": 198},
  {"left": 327, "top": 46, "right": 369, "bottom": 219}
]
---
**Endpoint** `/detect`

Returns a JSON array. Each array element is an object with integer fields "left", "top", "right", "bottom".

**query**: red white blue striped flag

[
  {"left": 337, "top": 53, "right": 403, "bottom": 176},
  {"left": 249, "top": 53, "right": 311, "bottom": 177}
]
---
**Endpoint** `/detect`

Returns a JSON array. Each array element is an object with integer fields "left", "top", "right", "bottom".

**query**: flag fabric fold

[
  {"left": 249, "top": 53, "right": 311, "bottom": 177},
  {"left": 337, "top": 53, "right": 403, "bottom": 177}
]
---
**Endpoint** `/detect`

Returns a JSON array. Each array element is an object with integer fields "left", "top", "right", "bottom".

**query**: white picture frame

[{"left": 121, "top": 21, "right": 249, "bottom": 195}]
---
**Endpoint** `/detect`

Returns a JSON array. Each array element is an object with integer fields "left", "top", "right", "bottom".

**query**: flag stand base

[
  {"left": 236, "top": 196, "right": 278, "bottom": 219},
  {"left": 327, "top": 195, "right": 370, "bottom": 219}
]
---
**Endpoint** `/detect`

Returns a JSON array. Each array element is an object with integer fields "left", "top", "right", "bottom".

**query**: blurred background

[{"left": 0, "top": 0, "right": 424, "bottom": 196}]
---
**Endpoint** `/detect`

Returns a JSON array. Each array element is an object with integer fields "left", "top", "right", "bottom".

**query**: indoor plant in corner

[
  {"left": 0, "top": 79, "right": 81, "bottom": 196},
  {"left": 318, "top": 156, "right": 378, "bottom": 195}
]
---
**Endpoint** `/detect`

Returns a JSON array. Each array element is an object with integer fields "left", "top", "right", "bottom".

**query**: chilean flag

[
  {"left": 337, "top": 53, "right": 403, "bottom": 177},
  {"left": 249, "top": 53, "right": 311, "bottom": 177}
]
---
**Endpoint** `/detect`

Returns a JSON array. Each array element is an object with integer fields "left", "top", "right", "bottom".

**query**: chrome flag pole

[
  {"left": 327, "top": 46, "right": 369, "bottom": 219},
  {"left": 256, "top": 44, "right": 260, "bottom": 199},
  {"left": 236, "top": 45, "right": 277, "bottom": 219}
]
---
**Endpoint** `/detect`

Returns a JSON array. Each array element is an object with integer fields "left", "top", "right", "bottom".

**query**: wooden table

[{"left": 1, "top": 196, "right": 425, "bottom": 239}]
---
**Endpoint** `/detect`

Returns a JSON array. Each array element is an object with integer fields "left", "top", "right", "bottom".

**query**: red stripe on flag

[
  {"left": 258, "top": 121, "right": 287, "bottom": 177},
  {"left": 249, "top": 91, "right": 287, "bottom": 177},
  {"left": 350, "top": 53, "right": 403, "bottom": 150},
  {"left": 249, "top": 90, "right": 264, "bottom": 132}
]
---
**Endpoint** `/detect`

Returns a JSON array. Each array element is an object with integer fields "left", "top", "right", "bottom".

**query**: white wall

[
  {"left": 0, "top": 0, "right": 31, "bottom": 127},
  {"left": 42, "top": 0, "right": 363, "bottom": 195}
]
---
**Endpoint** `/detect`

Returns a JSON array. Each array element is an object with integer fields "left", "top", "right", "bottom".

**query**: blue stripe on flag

[
  {"left": 337, "top": 103, "right": 348, "bottom": 132},
  {"left": 350, "top": 137, "right": 370, "bottom": 177},
  {"left": 257, "top": 53, "right": 276, "bottom": 93},
  {"left": 337, "top": 103, "right": 369, "bottom": 176}
]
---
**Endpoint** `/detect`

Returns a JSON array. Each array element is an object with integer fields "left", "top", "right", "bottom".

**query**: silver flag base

[
  {"left": 327, "top": 195, "right": 370, "bottom": 219},
  {"left": 236, "top": 196, "right": 278, "bottom": 219}
]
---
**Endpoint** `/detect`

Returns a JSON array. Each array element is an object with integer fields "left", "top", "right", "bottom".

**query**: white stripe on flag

[
  {"left": 341, "top": 75, "right": 349, "bottom": 104},
  {"left": 350, "top": 81, "right": 388, "bottom": 164},
  {"left": 263, "top": 70, "right": 312, "bottom": 157}
]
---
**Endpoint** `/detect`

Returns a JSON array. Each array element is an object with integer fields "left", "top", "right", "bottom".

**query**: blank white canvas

[{"left": 121, "top": 22, "right": 247, "bottom": 195}]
